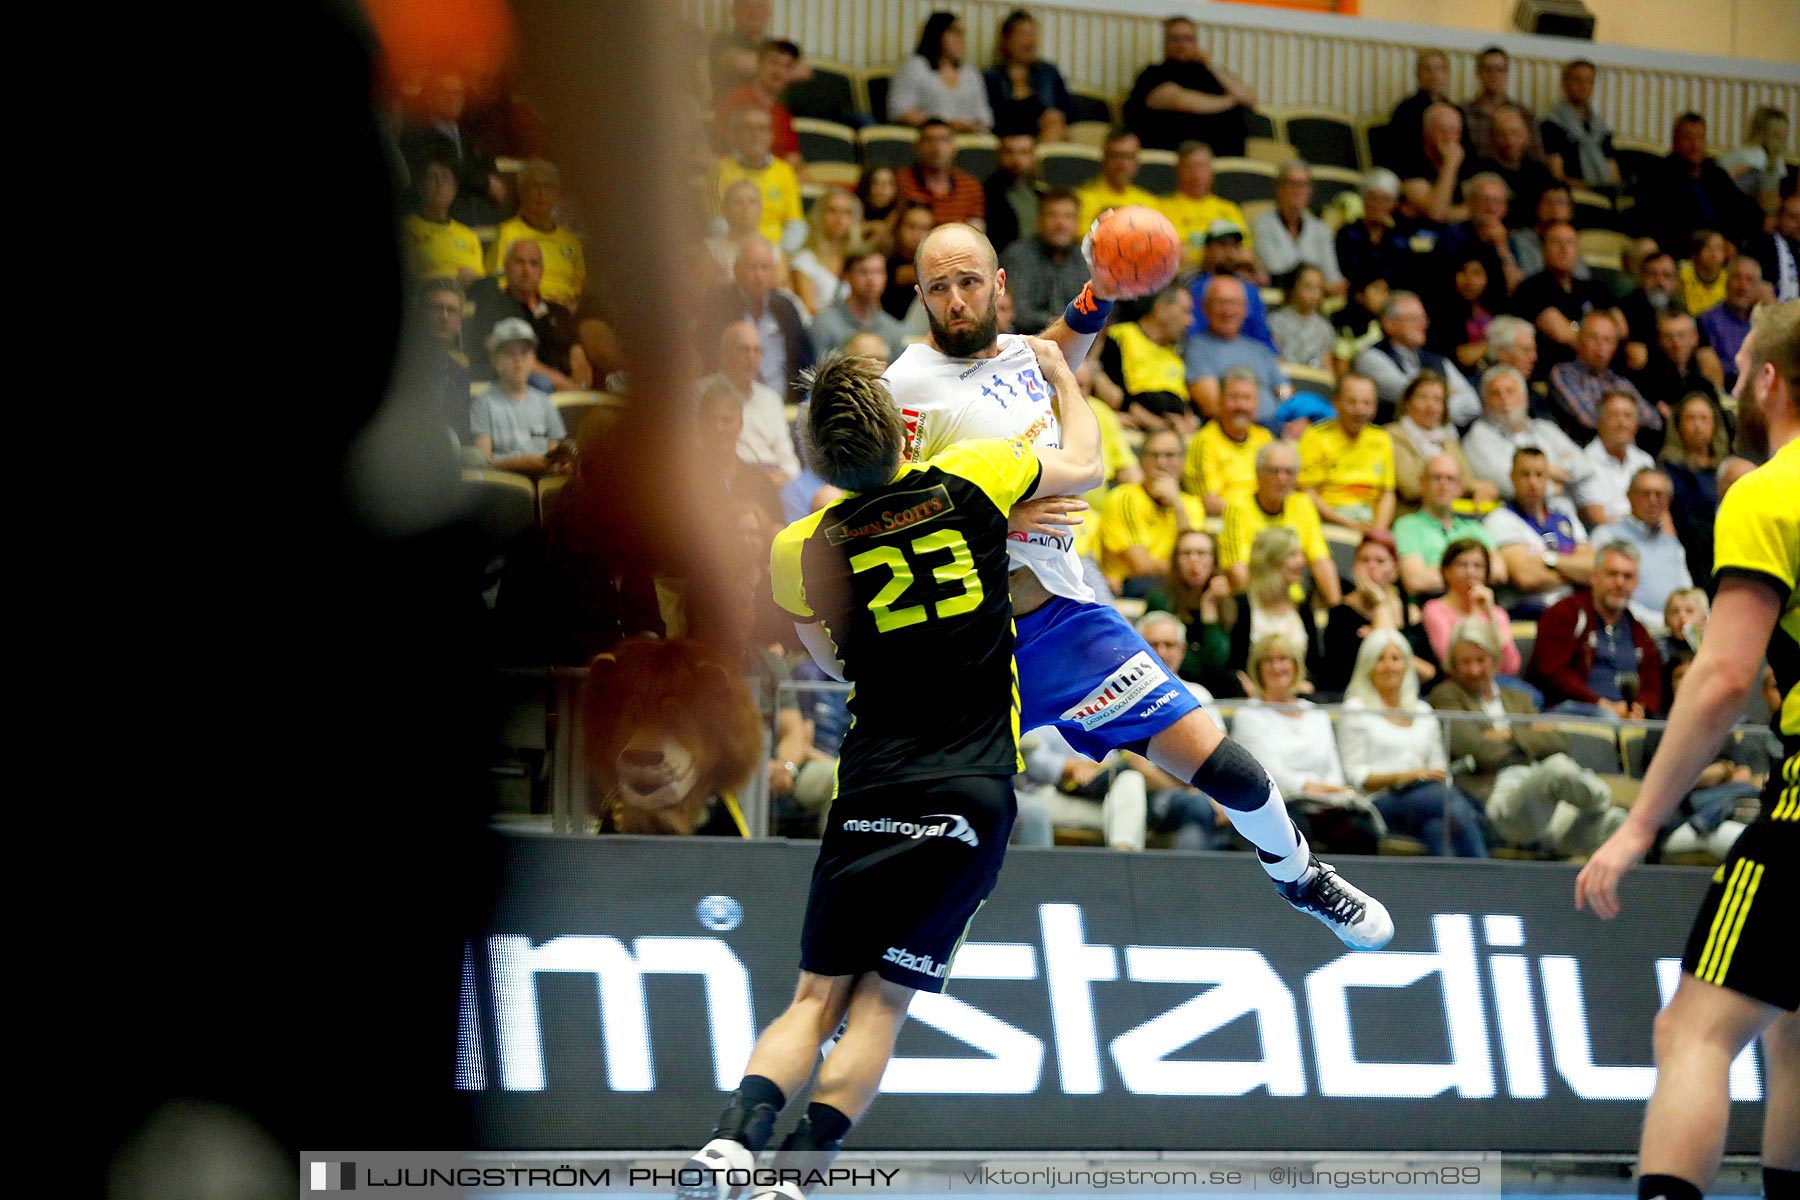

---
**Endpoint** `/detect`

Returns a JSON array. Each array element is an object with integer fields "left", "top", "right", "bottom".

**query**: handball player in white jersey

[{"left": 882, "top": 221, "right": 1392, "bottom": 948}]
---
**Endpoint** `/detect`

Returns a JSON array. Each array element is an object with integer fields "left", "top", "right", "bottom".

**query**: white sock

[{"left": 1222, "top": 780, "right": 1311, "bottom": 882}]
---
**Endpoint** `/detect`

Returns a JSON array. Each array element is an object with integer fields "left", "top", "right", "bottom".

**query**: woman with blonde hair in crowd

[
  {"left": 1338, "top": 629, "right": 1489, "bottom": 857},
  {"left": 1225, "top": 525, "right": 1322, "bottom": 693},
  {"left": 1387, "top": 370, "right": 1494, "bottom": 507},
  {"left": 1144, "top": 528, "right": 1234, "bottom": 691},
  {"left": 1657, "top": 390, "right": 1728, "bottom": 579},
  {"left": 789, "top": 188, "right": 865, "bottom": 315},
  {"left": 1719, "top": 105, "right": 1790, "bottom": 216}
]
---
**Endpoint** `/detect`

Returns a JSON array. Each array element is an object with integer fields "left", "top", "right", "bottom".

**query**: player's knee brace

[{"left": 1189, "top": 738, "right": 1277, "bottom": 812}]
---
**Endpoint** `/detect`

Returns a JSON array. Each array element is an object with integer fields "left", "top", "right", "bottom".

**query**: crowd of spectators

[{"left": 398, "top": 3, "right": 1795, "bottom": 853}]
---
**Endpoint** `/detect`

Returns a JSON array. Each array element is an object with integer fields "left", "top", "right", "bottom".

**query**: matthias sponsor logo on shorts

[
  {"left": 840, "top": 813, "right": 980, "bottom": 847},
  {"left": 883, "top": 946, "right": 949, "bottom": 979},
  {"left": 1061, "top": 651, "right": 1172, "bottom": 731}
]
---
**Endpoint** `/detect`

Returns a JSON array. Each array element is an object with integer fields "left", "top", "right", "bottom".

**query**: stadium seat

[
  {"left": 1240, "top": 199, "right": 1276, "bottom": 229},
  {"left": 1036, "top": 143, "right": 1102, "bottom": 189},
  {"left": 1620, "top": 726, "right": 1650, "bottom": 777},
  {"left": 955, "top": 132, "right": 999, "bottom": 180},
  {"left": 1280, "top": 108, "right": 1360, "bottom": 171},
  {"left": 1556, "top": 720, "right": 1625, "bottom": 775},
  {"left": 1579, "top": 228, "right": 1630, "bottom": 270},
  {"left": 1065, "top": 121, "right": 1111, "bottom": 148},
  {"left": 462, "top": 469, "right": 537, "bottom": 546},
  {"left": 1283, "top": 363, "right": 1334, "bottom": 399},
  {"left": 1571, "top": 186, "right": 1624, "bottom": 232},
  {"left": 1211, "top": 158, "right": 1279, "bottom": 204},
  {"left": 1611, "top": 140, "right": 1663, "bottom": 190},
  {"left": 1246, "top": 109, "right": 1278, "bottom": 141},
  {"left": 1322, "top": 524, "right": 1361, "bottom": 584},
  {"left": 1379, "top": 835, "right": 1431, "bottom": 856},
  {"left": 537, "top": 473, "right": 569, "bottom": 523},
  {"left": 1070, "top": 90, "right": 1114, "bottom": 125},
  {"left": 793, "top": 117, "right": 857, "bottom": 165},
  {"left": 552, "top": 389, "right": 603, "bottom": 438},
  {"left": 1511, "top": 620, "right": 1535, "bottom": 666},
  {"left": 1309, "top": 165, "right": 1363, "bottom": 212},
  {"left": 857, "top": 124, "right": 918, "bottom": 169},
  {"left": 782, "top": 62, "right": 859, "bottom": 123},
  {"left": 1361, "top": 119, "right": 1396, "bottom": 172},
  {"left": 1244, "top": 137, "right": 1292, "bottom": 166},
  {"left": 863, "top": 70, "right": 893, "bottom": 123},
  {"left": 1136, "top": 148, "right": 1178, "bottom": 195},
  {"left": 800, "top": 162, "right": 861, "bottom": 189}
]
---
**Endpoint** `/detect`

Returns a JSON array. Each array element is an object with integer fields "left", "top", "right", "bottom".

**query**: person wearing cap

[
  {"left": 465, "top": 237, "right": 589, "bottom": 390},
  {"left": 1186, "top": 219, "right": 1277, "bottom": 353},
  {"left": 470, "top": 318, "right": 569, "bottom": 476},
  {"left": 1157, "top": 141, "right": 1252, "bottom": 272}
]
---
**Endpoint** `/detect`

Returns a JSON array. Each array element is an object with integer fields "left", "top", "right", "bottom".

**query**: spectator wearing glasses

[
  {"left": 1591, "top": 467, "right": 1693, "bottom": 634},
  {"left": 1221, "top": 440, "right": 1341, "bottom": 605}
]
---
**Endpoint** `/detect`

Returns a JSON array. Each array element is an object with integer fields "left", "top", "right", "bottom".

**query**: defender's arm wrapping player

[
  {"left": 1575, "top": 299, "right": 1799, "bottom": 1200},
  {"left": 676, "top": 341, "right": 1103, "bottom": 1200}
]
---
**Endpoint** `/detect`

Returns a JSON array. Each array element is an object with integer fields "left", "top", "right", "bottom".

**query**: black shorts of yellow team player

[
  {"left": 1680, "top": 817, "right": 1798, "bottom": 1010},
  {"left": 799, "top": 774, "right": 1015, "bottom": 993}
]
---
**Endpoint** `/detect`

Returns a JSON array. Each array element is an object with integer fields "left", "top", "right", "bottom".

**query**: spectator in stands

[
  {"left": 467, "top": 238, "right": 588, "bottom": 388},
  {"left": 1511, "top": 221, "right": 1618, "bottom": 370},
  {"left": 1592, "top": 467, "right": 1693, "bottom": 633},
  {"left": 1318, "top": 533, "right": 1437, "bottom": 695},
  {"left": 982, "top": 130, "right": 1040, "bottom": 254},
  {"left": 1339, "top": 630, "right": 1487, "bottom": 856},
  {"left": 1267, "top": 264, "right": 1334, "bottom": 370},
  {"left": 1253, "top": 161, "right": 1346, "bottom": 295},
  {"left": 1639, "top": 311, "right": 1725, "bottom": 414},
  {"left": 1437, "top": 175, "right": 1523, "bottom": 312},
  {"left": 999, "top": 189, "right": 1086, "bottom": 335},
  {"left": 1397, "top": 455, "right": 1500, "bottom": 594},
  {"left": 701, "top": 319, "right": 800, "bottom": 483},
  {"left": 1186, "top": 222, "right": 1278, "bottom": 352},
  {"left": 897, "top": 119, "right": 987, "bottom": 229},
  {"left": 712, "top": 106, "right": 806, "bottom": 253},
  {"left": 788, "top": 189, "right": 862, "bottom": 316},
  {"left": 1101, "top": 286, "right": 1197, "bottom": 432},
  {"left": 1429, "top": 619, "right": 1623, "bottom": 856},
  {"left": 1098, "top": 429, "right": 1204, "bottom": 595},
  {"left": 1719, "top": 105, "right": 1791, "bottom": 217},
  {"left": 1551, "top": 313, "right": 1659, "bottom": 438},
  {"left": 1222, "top": 442, "right": 1341, "bottom": 604},
  {"left": 1619, "top": 251, "right": 1694, "bottom": 369},
  {"left": 1333, "top": 275, "right": 1389, "bottom": 374},
  {"left": 1541, "top": 59, "right": 1618, "bottom": 188},
  {"left": 1389, "top": 373, "right": 1495, "bottom": 508},
  {"left": 1508, "top": 183, "right": 1583, "bottom": 282},
  {"left": 1428, "top": 253, "right": 1500, "bottom": 380},
  {"left": 696, "top": 375, "right": 784, "bottom": 530},
  {"left": 1422, "top": 536, "right": 1523, "bottom": 680},
  {"left": 1486, "top": 313, "right": 1540, "bottom": 385},
  {"left": 809, "top": 244, "right": 908, "bottom": 361},
  {"left": 1662, "top": 587, "right": 1708, "bottom": 657},
  {"left": 1231, "top": 632, "right": 1377, "bottom": 854},
  {"left": 705, "top": 179, "right": 768, "bottom": 280},
  {"left": 1123, "top": 15, "right": 1256, "bottom": 157},
  {"left": 855, "top": 165, "right": 899, "bottom": 241},
  {"left": 1658, "top": 391, "right": 1726, "bottom": 581},
  {"left": 708, "top": 0, "right": 781, "bottom": 95},
  {"left": 1636, "top": 113, "right": 1763, "bottom": 257},
  {"left": 1527, "top": 541, "right": 1663, "bottom": 717},
  {"left": 490, "top": 160, "right": 587, "bottom": 311},
  {"left": 471, "top": 319, "right": 567, "bottom": 477},
  {"left": 1485, "top": 446, "right": 1594, "bottom": 614},
  {"left": 1679, "top": 228, "right": 1730, "bottom": 317},
  {"left": 1129, "top": 611, "right": 1237, "bottom": 850},
  {"left": 1398, "top": 102, "right": 1469, "bottom": 225},
  {"left": 1577, "top": 389, "right": 1656, "bottom": 527},
  {"left": 1388, "top": 50, "right": 1450, "bottom": 148},
  {"left": 403, "top": 158, "right": 484, "bottom": 286},
  {"left": 1749, "top": 191, "right": 1799, "bottom": 304},
  {"left": 1299, "top": 373, "right": 1395, "bottom": 534},
  {"left": 1011, "top": 730, "right": 1148, "bottom": 851},
  {"left": 397, "top": 72, "right": 505, "bottom": 226},
  {"left": 1185, "top": 276, "right": 1285, "bottom": 423},
  {"left": 414, "top": 277, "right": 474, "bottom": 448},
  {"left": 702, "top": 236, "right": 813, "bottom": 401},
  {"left": 1182, "top": 367, "right": 1272, "bottom": 515},
  {"left": 1638, "top": 645, "right": 1760, "bottom": 861},
  {"left": 1698, "top": 256, "right": 1769, "bottom": 389},
  {"left": 1230, "top": 527, "right": 1326, "bottom": 680},
  {"left": 1355, "top": 291, "right": 1481, "bottom": 425},
  {"left": 1462, "top": 47, "right": 1540, "bottom": 163},
  {"left": 1160, "top": 142, "right": 1254, "bottom": 272},
  {"left": 1074, "top": 128, "right": 1159, "bottom": 232},
  {"left": 1335, "top": 170, "right": 1408, "bottom": 302},
  {"left": 1463, "top": 365, "right": 1591, "bottom": 500},
  {"left": 882, "top": 202, "right": 936, "bottom": 319},
  {"left": 984, "top": 10, "right": 1075, "bottom": 142},
  {"left": 713, "top": 38, "right": 801, "bottom": 164},
  {"left": 889, "top": 12, "right": 992, "bottom": 132},
  {"left": 1144, "top": 529, "right": 1234, "bottom": 691},
  {"left": 1473, "top": 106, "right": 1553, "bottom": 231}
]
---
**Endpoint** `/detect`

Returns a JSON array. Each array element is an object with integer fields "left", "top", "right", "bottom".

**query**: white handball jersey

[{"left": 883, "top": 334, "right": 1096, "bottom": 603}]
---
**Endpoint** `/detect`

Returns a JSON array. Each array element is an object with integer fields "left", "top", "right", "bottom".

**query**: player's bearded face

[
  {"left": 926, "top": 282, "right": 1001, "bottom": 357},
  {"left": 1733, "top": 345, "right": 1770, "bottom": 461}
]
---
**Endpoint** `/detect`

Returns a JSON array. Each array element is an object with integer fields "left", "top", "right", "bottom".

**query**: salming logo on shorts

[
  {"left": 841, "top": 813, "right": 980, "bottom": 847},
  {"left": 1061, "top": 651, "right": 1173, "bottom": 731}
]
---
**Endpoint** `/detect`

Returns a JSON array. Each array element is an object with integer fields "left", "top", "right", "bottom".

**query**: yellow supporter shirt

[
  {"left": 1297, "top": 419, "right": 1396, "bottom": 511},
  {"left": 1156, "top": 192, "right": 1253, "bottom": 269},
  {"left": 1679, "top": 261, "right": 1727, "bottom": 321},
  {"left": 1220, "top": 490, "right": 1329, "bottom": 572},
  {"left": 712, "top": 155, "right": 804, "bottom": 250},
  {"left": 1107, "top": 322, "right": 1187, "bottom": 400},
  {"left": 489, "top": 218, "right": 587, "bottom": 309},
  {"left": 403, "top": 214, "right": 485, "bottom": 282},
  {"left": 1074, "top": 180, "right": 1162, "bottom": 235},
  {"left": 1077, "top": 396, "right": 1136, "bottom": 560},
  {"left": 1098, "top": 483, "right": 1205, "bottom": 586},
  {"left": 1182, "top": 419, "right": 1271, "bottom": 505}
]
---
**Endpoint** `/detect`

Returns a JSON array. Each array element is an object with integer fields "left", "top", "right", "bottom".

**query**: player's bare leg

[
  {"left": 808, "top": 974, "right": 915, "bottom": 1121},
  {"left": 1146, "top": 708, "right": 1393, "bottom": 949},
  {"left": 1757, "top": 1010, "right": 1800, "bottom": 1177},
  {"left": 1637, "top": 973, "right": 1780, "bottom": 1196}
]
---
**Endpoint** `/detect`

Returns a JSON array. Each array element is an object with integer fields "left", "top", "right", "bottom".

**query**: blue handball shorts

[{"left": 1014, "top": 595, "right": 1202, "bottom": 761}]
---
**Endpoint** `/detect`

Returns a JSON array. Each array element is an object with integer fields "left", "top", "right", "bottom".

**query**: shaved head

[{"left": 916, "top": 222, "right": 999, "bottom": 282}]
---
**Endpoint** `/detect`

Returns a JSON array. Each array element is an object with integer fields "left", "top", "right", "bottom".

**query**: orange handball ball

[{"left": 1088, "top": 205, "right": 1183, "bottom": 299}]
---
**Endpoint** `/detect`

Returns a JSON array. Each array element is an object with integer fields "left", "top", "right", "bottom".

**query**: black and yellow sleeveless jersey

[
  {"left": 771, "top": 438, "right": 1042, "bottom": 788},
  {"left": 1713, "top": 436, "right": 1799, "bottom": 822}
]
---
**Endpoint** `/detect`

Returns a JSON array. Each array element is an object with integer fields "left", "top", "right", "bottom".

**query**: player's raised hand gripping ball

[{"left": 1083, "top": 206, "right": 1182, "bottom": 300}]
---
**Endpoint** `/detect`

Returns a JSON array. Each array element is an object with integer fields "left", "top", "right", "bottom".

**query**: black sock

[
  {"left": 769, "top": 1103, "right": 854, "bottom": 1196},
  {"left": 710, "top": 1074, "right": 787, "bottom": 1153},
  {"left": 1638, "top": 1173, "right": 1703, "bottom": 1200},
  {"left": 1765, "top": 1166, "right": 1797, "bottom": 1200}
]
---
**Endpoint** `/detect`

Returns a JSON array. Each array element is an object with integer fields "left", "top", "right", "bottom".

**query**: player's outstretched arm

[
  {"left": 1039, "top": 221, "right": 1123, "bottom": 367},
  {"left": 1574, "top": 576, "right": 1780, "bottom": 919},
  {"left": 1022, "top": 336, "right": 1104, "bottom": 498}
]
